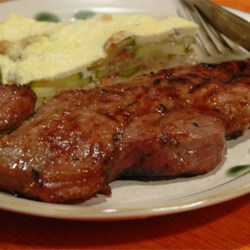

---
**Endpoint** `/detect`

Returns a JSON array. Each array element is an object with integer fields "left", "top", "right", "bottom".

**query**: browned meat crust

[
  {"left": 0, "top": 59, "right": 249, "bottom": 203},
  {"left": 157, "top": 59, "right": 250, "bottom": 139},
  {"left": 54, "top": 59, "right": 249, "bottom": 139},
  {"left": 0, "top": 84, "right": 36, "bottom": 134},
  {"left": 0, "top": 107, "right": 225, "bottom": 203},
  {"left": 107, "top": 109, "right": 225, "bottom": 182}
]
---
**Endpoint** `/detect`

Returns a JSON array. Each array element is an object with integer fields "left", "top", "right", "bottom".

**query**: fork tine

[
  {"left": 178, "top": 0, "right": 250, "bottom": 62},
  {"left": 178, "top": 3, "right": 219, "bottom": 58},
  {"left": 177, "top": 6, "right": 211, "bottom": 57},
  {"left": 192, "top": 6, "right": 247, "bottom": 56},
  {"left": 193, "top": 8, "right": 229, "bottom": 54}
]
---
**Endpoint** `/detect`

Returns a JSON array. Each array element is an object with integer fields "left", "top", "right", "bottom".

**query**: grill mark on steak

[
  {"left": 0, "top": 59, "right": 249, "bottom": 203},
  {"left": 188, "top": 76, "right": 213, "bottom": 93}
]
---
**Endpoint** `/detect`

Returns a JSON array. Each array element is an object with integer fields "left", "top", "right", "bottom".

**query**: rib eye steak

[{"left": 0, "top": 59, "right": 249, "bottom": 203}]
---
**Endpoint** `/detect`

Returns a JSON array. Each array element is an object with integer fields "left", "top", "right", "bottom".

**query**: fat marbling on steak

[{"left": 0, "top": 59, "right": 249, "bottom": 203}]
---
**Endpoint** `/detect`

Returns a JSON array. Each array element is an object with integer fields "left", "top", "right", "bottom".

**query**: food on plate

[
  {"left": 0, "top": 84, "right": 36, "bottom": 134},
  {"left": 0, "top": 13, "right": 198, "bottom": 97},
  {"left": 0, "top": 59, "right": 249, "bottom": 203}
]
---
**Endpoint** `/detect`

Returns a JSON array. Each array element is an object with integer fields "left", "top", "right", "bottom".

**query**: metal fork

[{"left": 178, "top": 0, "right": 250, "bottom": 63}]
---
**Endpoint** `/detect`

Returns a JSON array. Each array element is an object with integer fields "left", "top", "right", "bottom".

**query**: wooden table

[
  {"left": 0, "top": 193, "right": 249, "bottom": 249},
  {"left": 0, "top": 0, "right": 249, "bottom": 249}
]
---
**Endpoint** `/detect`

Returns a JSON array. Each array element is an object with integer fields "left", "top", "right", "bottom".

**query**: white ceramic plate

[{"left": 0, "top": 0, "right": 249, "bottom": 221}]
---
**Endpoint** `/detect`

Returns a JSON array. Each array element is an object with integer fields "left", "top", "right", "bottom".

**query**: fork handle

[{"left": 182, "top": 0, "right": 250, "bottom": 51}]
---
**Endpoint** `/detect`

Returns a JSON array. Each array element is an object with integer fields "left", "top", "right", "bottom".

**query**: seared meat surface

[
  {"left": 0, "top": 107, "right": 225, "bottom": 203},
  {"left": 107, "top": 109, "right": 225, "bottom": 182},
  {"left": 0, "top": 84, "right": 36, "bottom": 134},
  {"left": 0, "top": 59, "right": 249, "bottom": 203},
  {"left": 56, "top": 59, "right": 249, "bottom": 139}
]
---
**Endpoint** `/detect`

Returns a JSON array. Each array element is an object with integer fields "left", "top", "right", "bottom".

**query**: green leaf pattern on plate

[
  {"left": 34, "top": 10, "right": 96, "bottom": 22},
  {"left": 34, "top": 12, "right": 61, "bottom": 22},
  {"left": 227, "top": 164, "right": 250, "bottom": 176}
]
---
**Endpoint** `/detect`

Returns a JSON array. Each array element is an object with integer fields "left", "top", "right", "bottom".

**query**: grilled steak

[
  {"left": 0, "top": 59, "right": 249, "bottom": 203},
  {"left": 0, "top": 84, "right": 36, "bottom": 134}
]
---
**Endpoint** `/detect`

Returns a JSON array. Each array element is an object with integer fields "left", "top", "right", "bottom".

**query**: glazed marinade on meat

[
  {"left": 0, "top": 59, "right": 249, "bottom": 203},
  {"left": 0, "top": 84, "right": 36, "bottom": 134}
]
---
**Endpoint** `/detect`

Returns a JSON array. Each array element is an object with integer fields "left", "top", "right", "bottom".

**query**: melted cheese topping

[{"left": 0, "top": 13, "right": 198, "bottom": 84}]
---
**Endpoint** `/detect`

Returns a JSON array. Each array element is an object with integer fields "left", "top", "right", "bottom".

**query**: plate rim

[
  {"left": 0, "top": 171, "right": 249, "bottom": 220},
  {"left": 0, "top": 0, "right": 249, "bottom": 221}
]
